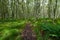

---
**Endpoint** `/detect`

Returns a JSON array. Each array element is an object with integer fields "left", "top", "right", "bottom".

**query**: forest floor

[{"left": 0, "top": 19, "right": 60, "bottom": 40}]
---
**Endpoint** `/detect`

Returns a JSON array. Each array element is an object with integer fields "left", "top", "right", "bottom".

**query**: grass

[{"left": 0, "top": 19, "right": 60, "bottom": 40}]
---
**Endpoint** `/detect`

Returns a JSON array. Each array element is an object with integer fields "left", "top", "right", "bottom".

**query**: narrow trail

[{"left": 21, "top": 23, "right": 36, "bottom": 40}]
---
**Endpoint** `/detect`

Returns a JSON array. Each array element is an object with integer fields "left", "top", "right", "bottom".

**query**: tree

[
  {"left": 33, "top": 0, "right": 41, "bottom": 19},
  {"left": 53, "top": 0, "right": 58, "bottom": 19},
  {"left": 48, "top": 0, "right": 52, "bottom": 18}
]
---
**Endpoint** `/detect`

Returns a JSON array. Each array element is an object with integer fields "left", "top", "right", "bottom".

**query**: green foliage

[{"left": 0, "top": 19, "right": 60, "bottom": 40}]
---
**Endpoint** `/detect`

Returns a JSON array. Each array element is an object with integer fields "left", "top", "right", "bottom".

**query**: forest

[{"left": 0, "top": 0, "right": 60, "bottom": 40}]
